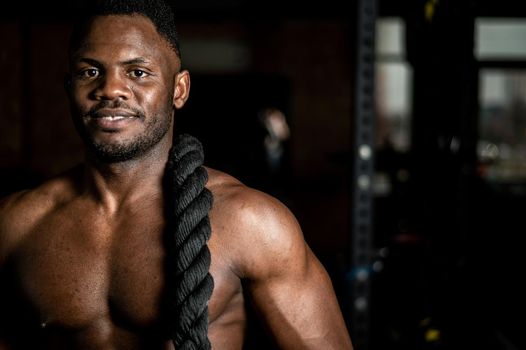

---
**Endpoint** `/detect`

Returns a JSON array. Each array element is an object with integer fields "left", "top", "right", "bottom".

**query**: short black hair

[{"left": 69, "top": 0, "right": 181, "bottom": 59}]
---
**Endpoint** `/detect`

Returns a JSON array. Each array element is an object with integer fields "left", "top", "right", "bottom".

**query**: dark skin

[{"left": 0, "top": 14, "right": 353, "bottom": 349}]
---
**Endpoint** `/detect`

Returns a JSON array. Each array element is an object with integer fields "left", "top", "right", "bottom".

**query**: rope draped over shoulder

[{"left": 164, "top": 134, "right": 214, "bottom": 350}]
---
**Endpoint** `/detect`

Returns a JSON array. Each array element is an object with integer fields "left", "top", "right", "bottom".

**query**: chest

[
  {"left": 12, "top": 214, "right": 161, "bottom": 328},
  {"left": 12, "top": 212, "right": 239, "bottom": 332}
]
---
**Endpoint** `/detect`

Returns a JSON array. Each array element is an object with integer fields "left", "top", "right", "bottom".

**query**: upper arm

[
  {"left": 0, "top": 189, "right": 46, "bottom": 347},
  {"left": 234, "top": 191, "right": 353, "bottom": 350},
  {"left": 0, "top": 194, "right": 18, "bottom": 267},
  {"left": 0, "top": 190, "right": 39, "bottom": 267},
  {"left": 0, "top": 194, "right": 21, "bottom": 347}
]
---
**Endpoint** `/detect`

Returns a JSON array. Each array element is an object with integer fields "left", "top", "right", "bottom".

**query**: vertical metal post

[{"left": 350, "top": 0, "right": 376, "bottom": 348}]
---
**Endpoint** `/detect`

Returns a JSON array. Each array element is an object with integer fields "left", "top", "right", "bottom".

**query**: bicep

[
  {"left": 245, "top": 244, "right": 352, "bottom": 350},
  {"left": 226, "top": 188, "right": 353, "bottom": 349}
]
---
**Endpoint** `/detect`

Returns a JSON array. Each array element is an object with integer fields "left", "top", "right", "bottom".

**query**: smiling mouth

[
  {"left": 90, "top": 109, "right": 137, "bottom": 119},
  {"left": 86, "top": 109, "right": 140, "bottom": 131},
  {"left": 96, "top": 115, "right": 134, "bottom": 121}
]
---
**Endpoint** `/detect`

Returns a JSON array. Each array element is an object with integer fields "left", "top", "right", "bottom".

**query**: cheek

[
  {"left": 71, "top": 86, "right": 91, "bottom": 113},
  {"left": 140, "top": 86, "right": 174, "bottom": 113}
]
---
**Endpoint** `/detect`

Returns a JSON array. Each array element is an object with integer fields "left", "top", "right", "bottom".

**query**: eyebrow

[
  {"left": 75, "top": 57, "right": 151, "bottom": 66},
  {"left": 76, "top": 57, "right": 102, "bottom": 66},
  {"left": 122, "top": 57, "right": 151, "bottom": 65}
]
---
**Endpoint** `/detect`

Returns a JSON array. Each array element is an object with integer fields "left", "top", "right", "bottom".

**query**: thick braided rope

[{"left": 164, "top": 134, "right": 214, "bottom": 350}]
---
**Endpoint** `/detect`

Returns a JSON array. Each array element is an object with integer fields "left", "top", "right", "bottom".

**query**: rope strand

[{"left": 164, "top": 134, "right": 214, "bottom": 349}]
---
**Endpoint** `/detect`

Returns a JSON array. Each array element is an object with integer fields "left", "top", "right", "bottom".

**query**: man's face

[{"left": 68, "top": 15, "right": 187, "bottom": 163}]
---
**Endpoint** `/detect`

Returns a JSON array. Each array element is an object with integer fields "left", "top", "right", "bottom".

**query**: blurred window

[
  {"left": 478, "top": 69, "right": 526, "bottom": 183},
  {"left": 476, "top": 18, "right": 526, "bottom": 184},
  {"left": 375, "top": 17, "right": 413, "bottom": 153},
  {"left": 475, "top": 18, "right": 526, "bottom": 60}
]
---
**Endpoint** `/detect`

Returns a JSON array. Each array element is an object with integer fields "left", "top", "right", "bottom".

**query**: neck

[{"left": 83, "top": 138, "right": 171, "bottom": 214}]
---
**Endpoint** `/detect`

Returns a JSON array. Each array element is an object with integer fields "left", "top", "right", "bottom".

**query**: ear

[{"left": 173, "top": 70, "right": 190, "bottom": 109}]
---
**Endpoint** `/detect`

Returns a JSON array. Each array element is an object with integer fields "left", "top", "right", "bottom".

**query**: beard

[{"left": 72, "top": 100, "right": 173, "bottom": 163}]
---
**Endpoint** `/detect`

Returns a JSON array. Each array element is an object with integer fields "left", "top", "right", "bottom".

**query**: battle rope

[{"left": 164, "top": 134, "right": 214, "bottom": 350}]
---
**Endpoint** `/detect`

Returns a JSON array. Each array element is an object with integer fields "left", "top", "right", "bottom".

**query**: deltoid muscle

[{"left": 164, "top": 134, "right": 214, "bottom": 350}]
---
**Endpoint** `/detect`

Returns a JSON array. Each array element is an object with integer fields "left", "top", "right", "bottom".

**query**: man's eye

[
  {"left": 80, "top": 69, "right": 99, "bottom": 78},
  {"left": 130, "top": 70, "right": 148, "bottom": 78}
]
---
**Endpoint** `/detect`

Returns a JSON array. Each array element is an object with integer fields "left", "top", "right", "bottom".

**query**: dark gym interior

[{"left": 1, "top": 0, "right": 526, "bottom": 349}]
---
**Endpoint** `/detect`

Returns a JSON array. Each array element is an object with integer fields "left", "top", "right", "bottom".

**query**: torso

[{"left": 0, "top": 167, "right": 247, "bottom": 349}]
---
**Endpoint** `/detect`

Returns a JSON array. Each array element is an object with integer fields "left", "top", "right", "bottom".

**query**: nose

[{"left": 92, "top": 71, "right": 131, "bottom": 101}]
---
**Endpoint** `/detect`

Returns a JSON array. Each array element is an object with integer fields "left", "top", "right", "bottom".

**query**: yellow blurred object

[
  {"left": 425, "top": 328, "right": 441, "bottom": 342},
  {"left": 425, "top": 0, "right": 439, "bottom": 23}
]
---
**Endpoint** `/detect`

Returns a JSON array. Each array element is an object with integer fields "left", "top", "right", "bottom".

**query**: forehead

[{"left": 72, "top": 14, "right": 178, "bottom": 65}]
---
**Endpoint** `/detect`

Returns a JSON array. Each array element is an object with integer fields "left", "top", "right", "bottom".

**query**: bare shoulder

[
  {"left": 206, "top": 168, "right": 353, "bottom": 350},
  {"left": 0, "top": 166, "right": 81, "bottom": 262},
  {"left": 206, "top": 167, "right": 301, "bottom": 241},
  {"left": 206, "top": 167, "right": 306, "bottom": 279}
]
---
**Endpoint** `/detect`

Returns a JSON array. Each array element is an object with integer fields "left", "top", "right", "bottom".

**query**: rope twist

[{"left": 164, "top": 134, "right": 214, "bottom": 350}]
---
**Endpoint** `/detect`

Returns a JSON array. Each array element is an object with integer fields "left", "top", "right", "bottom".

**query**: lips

[
  {"left": 88, "top": 109, "right": 139, "bottom": 130},
  {"left": 91, "top": 108, "right": 136, "bottom": 118}
]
